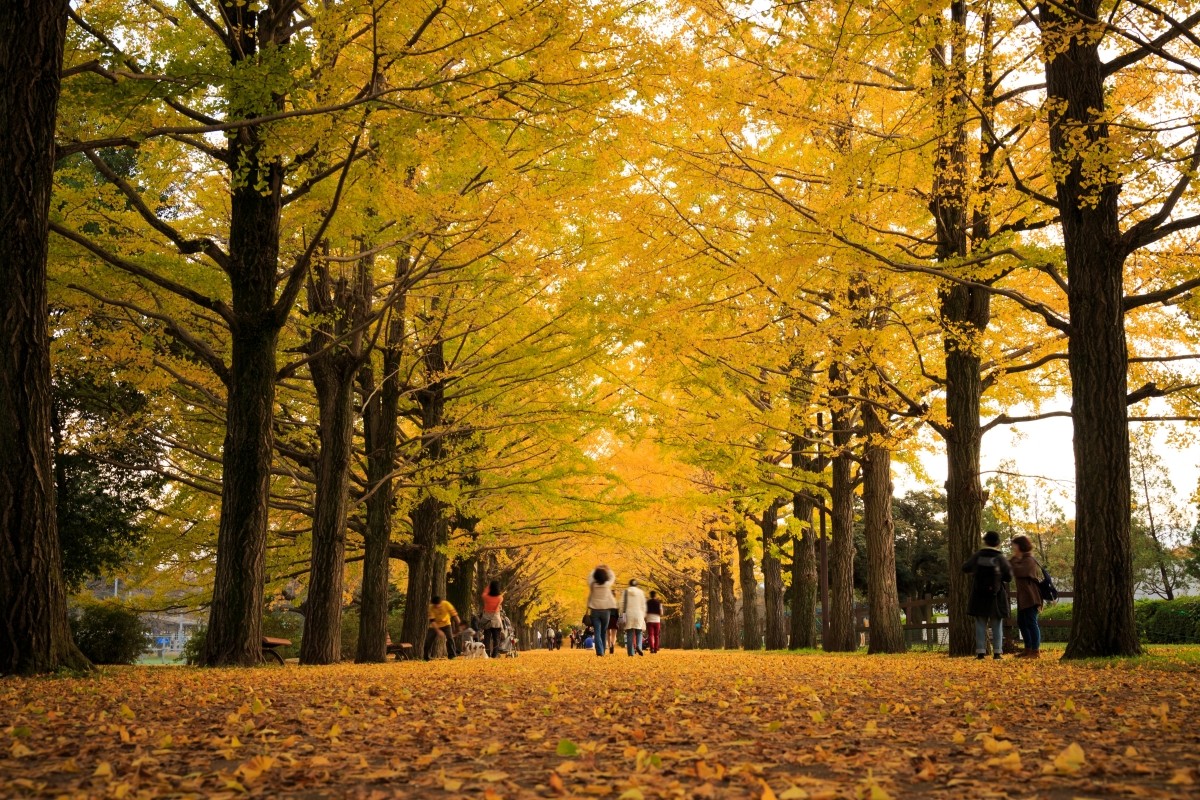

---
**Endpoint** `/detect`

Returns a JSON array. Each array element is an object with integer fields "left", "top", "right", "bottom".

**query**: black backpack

[{"left": 1038, "top": 567, "right": 1059, "bottom": 602}]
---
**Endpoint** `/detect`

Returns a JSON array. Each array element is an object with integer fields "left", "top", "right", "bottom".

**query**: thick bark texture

[
  {"left": 732, "top": 521, "right": 759, "bottom": 650},
  {"left": 933, "top": 0, "right": 994, "bottom": 657},
  {"left": 789, "top": 432, "right": 822, "bottom": 650},
  {"left": 299, "top": 262, "right": 368, "bottom": 665},
  {"left": 825, "top": 383, "right": 858, "bottom": 652},
  {"left": 720, "top": 550, "right": 738, "bottom": 649},
  {"left": 1040, "top": 0, "right": 1138, "bottom": 658},
  {"left": 760, "top": 498, "right": 789, "bottom": 650},
  {"left": 202, "top": 6, "right": 292, "bottom": 667},
  {"left": 399, "top": 335, "right": 449, "bottom": 648},
  {"left": 680, "top": 579, "right": 696, "bottom": 650},
  {"left": 789, "top": 493, "right": 818, "bottom": 650},
  {"left": 861, "top": 405, "right": 905, "bottom": 653},
  {"left": 356, "top": 296, "right": 405, "bottom": 661},
  {"left": 0, "top": 0, "right": 91, "bottom": 675}
]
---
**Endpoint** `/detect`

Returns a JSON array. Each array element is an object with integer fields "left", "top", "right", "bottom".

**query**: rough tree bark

[
  {"left": 356, "top": 286, "right": 405, "bottom": 662},
  {"left": 789, "top": 492, "right": 818, "bottom": 650},
  {"left": 825, "top": 368, "right": 858, "bottom": 651},
  {"left": 732, "top": 520, "right": 759, "bottom": 650},
  {"left": 760, "top": 497, "right": 789, "bottom": 650},
  {"left": 0, "top": 0, "right": 91, "bottom": 675},
  {"left": 861, "top": 403, "right": 905, "bottom": 653},
  {"left": 202, "top": 4, "right": 301, "bottom": 667},
  {"left": 400, "top": 333, "right": 450, "bottom": 648},
  {"left": 1039, "top": 0, "right": 1139, "bottom": 658},
  {"left": 680, "top": 578, "right": 696, "bottom": 650},
  {"left": 789, "top": 431, "right": 822, "bottom": 650},
  {"left": 932, "top": 0, "right": 995, "bottom": 658},
  {"left": 298, "top": 259, "right": 368, "bottom": 665},
  {"left": 720, "top": 547, "right": 738, "bottom": 649}
]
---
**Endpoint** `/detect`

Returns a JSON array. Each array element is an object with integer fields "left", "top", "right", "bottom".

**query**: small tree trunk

[
  {"left": 720, "top": 548, "right": 738, "bottom": 649},
  {"left": 0, "top": 0, "right": 91, "bottom": 675},
  {"left": 760, "top": 498, "right": 789, "bottom": 649},
  {"left": 733, "top": 520, "right": 759, "bottom": 650},
  {"left": 862, "top": 404, "right": 905, "bottom": 654}
]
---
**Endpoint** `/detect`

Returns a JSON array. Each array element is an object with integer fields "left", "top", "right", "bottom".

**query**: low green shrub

[
  {"left": 1027, "top": 597, "right": 1200, "bottom": 645},
  {"left": 71, "top": 602, "right": 148, "bottom": 664},
  {"left": 182, "top": 626, "right": 206, "bottom": 665}
]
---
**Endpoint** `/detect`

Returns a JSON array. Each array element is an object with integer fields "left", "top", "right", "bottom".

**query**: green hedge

[
  {"left": 1031, "top": 597, "right": 1200, "bottom": 644},
  {"left": 71, "top": 602, "right": 148, "bottom": 664}
]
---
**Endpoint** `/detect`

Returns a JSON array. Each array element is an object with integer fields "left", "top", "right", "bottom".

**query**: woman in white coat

[{"left": 621, "top": 579, "right": 647, "bottom": 656}]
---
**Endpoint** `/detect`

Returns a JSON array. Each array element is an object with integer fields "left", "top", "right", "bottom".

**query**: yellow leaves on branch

[{"left": 3, "top": 649, "right": 1200, "bottom": 798}]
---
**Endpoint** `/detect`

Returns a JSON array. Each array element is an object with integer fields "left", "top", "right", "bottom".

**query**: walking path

[{"left": 2, "top": 648, "right": 1197, "bottom": 797}]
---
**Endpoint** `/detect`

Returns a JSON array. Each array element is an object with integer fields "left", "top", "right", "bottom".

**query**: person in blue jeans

[
  {"left": 962, "top": 530, "right": 1012, "bottom": 659},
  {"left": 1009, "top": 534, "right": 1044, "bottom": 658},
  {"left": 587, "top": 565, "right": 618, "bottom": 656}
]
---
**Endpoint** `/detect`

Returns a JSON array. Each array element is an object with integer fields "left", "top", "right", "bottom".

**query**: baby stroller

[{"left": 492, "top": 611, "right": 518, "bottom": 658}]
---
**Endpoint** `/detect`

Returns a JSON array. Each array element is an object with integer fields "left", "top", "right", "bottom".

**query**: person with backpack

[
  {"left": 962, "top": 530, "right": 1012, "bottom": 660},
  {"left": 1009, "top": 535, "right": 1044, "bottom": 659}
]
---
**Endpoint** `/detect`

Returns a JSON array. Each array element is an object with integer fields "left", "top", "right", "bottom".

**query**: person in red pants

[{"left": 645, "top": 590, "right": 663, "bottom": 653}]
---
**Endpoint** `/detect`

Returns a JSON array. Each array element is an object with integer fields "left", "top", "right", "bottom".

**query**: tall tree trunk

[
  {"left": 680, "top": 578, "right": 696, "bottom": 650},
  {"left": 932, "top": 0, "right": 994, "bottom": 657},
  {"left": 399, "top": 333, "right": 449, "bottom": 648},
  {"left": 202, "top": 7, "right": 292, "bottom": 667},
  {"left": 760, "top": 497, "right": 789, "bottom": 649},
  {"left": 861, "top": 404, "right": 904, "bottom": 654},
  {"left": 732, "top": 520, "right": 759, "bottom": 650},
  {"left": 299, "top": 260, "right": 368, "bottom": 665},
  {"left": 826, "top": 375, "right": 857, "bottom": 652},
  {"left": 1039, "top": 0, "right": 1139, "bottom": 658},
  {"left": 446, "top": 554, "right": 476, "bottom": 620},
  {"left": 790, "top": 491, "right": 818, "bottom": 650},
  {"left": 356, "top": 292, "right": 405, "bottom": 661},
  {"left": 0, "top": 0, "right": 90, "bottom": 675},
  {"left": 719, "top": 546, "right": 738, "bottom": 648}
]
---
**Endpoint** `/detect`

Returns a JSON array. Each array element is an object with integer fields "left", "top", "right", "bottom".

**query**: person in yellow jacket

[{"left": 424, "top": 595, "right": 462, "bottom": 661}]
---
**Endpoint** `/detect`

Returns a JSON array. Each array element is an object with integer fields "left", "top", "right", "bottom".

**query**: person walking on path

[
  {"left": 645, "top": 590, "right": 663, "bottom": 653},
  {"left": 588, "top": 565, "right": 618, "bottom": 656},
  {"left": 1009, "top": 535, "right": 1043, "bottom": 659},
  {"left": 480, "top": 580, "right": 505, "bottom": 658},
  {"left": 962, "top": 530, "right": 1012, "bottom": 659},
  {"left": 621, "top": 579, "right": 647, "bottom": 656},
  {"left": 425, "top": 595, "right": 462, "bottom": 661}
]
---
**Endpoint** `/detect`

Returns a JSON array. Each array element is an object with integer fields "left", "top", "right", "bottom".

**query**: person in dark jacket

[
  {"left": 1009, "top": 535, "right": 1043, "bottom": 658},
  {"left": 962, "top": 530, "right": 1012, "bottom": 659}
]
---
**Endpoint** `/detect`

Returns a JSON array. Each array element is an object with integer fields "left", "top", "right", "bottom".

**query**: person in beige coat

[
  {"left": 1010, "top": 535, "right": 1044, "bottom": 658},
  {"left": 621, "top": 579, "right": 647, "bottom": 656}
]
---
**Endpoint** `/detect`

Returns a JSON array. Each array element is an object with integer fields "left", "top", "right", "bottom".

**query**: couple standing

[{"left": 587, "top": 565, "right": 663, "bottom": 656}]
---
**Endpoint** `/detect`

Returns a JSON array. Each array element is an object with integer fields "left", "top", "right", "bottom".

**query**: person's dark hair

[
  {"left": 649, "top": 590, "right": 657, "bottom": 599},
  {"left": 983, "top": 530, "right": 1001, "bottom": 547},
  {"left": 629, "top": 578, "right": 638, "bottom": 587},
  {"left": 1011, "top": 534, "right": 1033, "bottom": 553},
  {"left": 431, "top": 595, "right": 441, "bottom": 604},
  {"left": 592, "top": 567, "right": 609, "bottom": 584},
  {"left": 487, "top": 580, "right": 501, "bottom": 596}
]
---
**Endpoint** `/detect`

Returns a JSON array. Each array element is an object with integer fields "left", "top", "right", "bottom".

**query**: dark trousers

[
  {"left": 484, "top": 627, "right": 502, "bottom": 658},
  {"left": 424, "top": 625, "right": 457, "bottom": 660},
  {"left": 592, "top": 609, "right": 612, "bottom": 655},
  {"left": 1017, "top": 606, "right": 1041, "bottom": 652}
]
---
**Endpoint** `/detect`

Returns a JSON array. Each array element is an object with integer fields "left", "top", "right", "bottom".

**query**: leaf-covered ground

[{"left": 3, "top": 648, "right": 1199, "bottom": 798}]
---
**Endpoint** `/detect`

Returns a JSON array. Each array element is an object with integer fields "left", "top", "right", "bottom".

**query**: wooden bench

[
  {"left": 385, "top": 635, "right": 415, "bottom": 661},
  {"left": 262, "top": 636, "right": 291, "bottom": 665}
]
